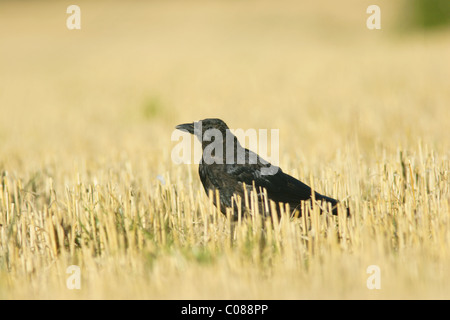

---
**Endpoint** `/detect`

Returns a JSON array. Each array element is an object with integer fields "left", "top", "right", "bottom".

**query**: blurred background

[{"left": 0, "top": 0, "right": 449, "bottom": 169}]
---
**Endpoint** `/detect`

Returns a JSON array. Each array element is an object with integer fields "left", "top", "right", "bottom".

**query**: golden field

[{"left": 0, "top": 0, "right": 449, "bottom": 299}]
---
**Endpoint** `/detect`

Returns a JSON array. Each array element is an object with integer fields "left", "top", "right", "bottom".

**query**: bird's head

[{"left": 175, "top": 118, "right": 230, "bottom": 143}]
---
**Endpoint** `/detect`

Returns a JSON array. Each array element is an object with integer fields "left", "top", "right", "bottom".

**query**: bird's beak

[{"left": 175, "top": 122, "right": 195, "bottom": 134}]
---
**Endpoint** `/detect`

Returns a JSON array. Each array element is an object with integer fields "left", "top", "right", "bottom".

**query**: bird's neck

[{"left": 201, "top": 135, "right": 244, "bottom": 165}]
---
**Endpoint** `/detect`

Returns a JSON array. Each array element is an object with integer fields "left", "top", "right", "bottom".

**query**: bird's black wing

[
  {"left": 224, "top": 148, "right": 338, "bottom": 207},
  {"left": 225, "top": 162, "right": 313, "bottom": 203}
]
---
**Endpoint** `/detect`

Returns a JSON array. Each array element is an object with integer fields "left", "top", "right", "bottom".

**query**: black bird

[{"left": 176, "top": 118, "right": 343, "bottom": 219}]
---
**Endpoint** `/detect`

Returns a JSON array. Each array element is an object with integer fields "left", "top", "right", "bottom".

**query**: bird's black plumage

[{"left": 176, "top": 118, "right": 343, "bottom": 219}]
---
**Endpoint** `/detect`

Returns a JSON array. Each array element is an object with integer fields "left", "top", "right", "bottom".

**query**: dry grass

[{"left": 0, "top": 0, "right": 449, "bottom": 299}]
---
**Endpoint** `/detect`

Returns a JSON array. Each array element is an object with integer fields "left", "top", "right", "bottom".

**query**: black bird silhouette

[{"left": 176, "top": 118, "right": 343, "bottom": 219}]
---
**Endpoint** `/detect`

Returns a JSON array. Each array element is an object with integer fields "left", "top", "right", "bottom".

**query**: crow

[{"left": 176, "top": 118, "right": 345, "bottom": 220}]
